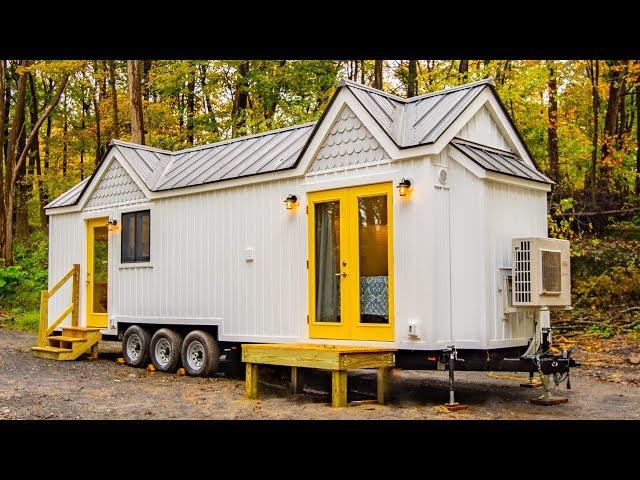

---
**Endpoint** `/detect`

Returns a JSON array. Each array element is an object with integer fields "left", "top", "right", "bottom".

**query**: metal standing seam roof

[
  {"left": 450, "top": 138, "right": 553, "bottom": 185},
  {"left": 47, "top": 78, "right": 545, "bottom": 209},
  {"left": 341, "top": 78, "right": 491, "bottom": 147}
]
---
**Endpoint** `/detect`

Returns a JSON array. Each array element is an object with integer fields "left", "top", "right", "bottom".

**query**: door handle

[{"left": 334, "top": 272, "right": 347, "bottom": 277}]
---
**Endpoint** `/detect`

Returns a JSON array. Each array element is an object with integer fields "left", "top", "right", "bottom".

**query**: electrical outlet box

[
  {"left": 244, "top": 247, "right": 255, "bottom": 263},
  {"left": 408, "top": 319, "right": 420, "bottom": 338}
]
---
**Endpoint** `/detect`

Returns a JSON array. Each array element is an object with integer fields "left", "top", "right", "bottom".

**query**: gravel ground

[{"left": 1, "top": 329, "right": 639, "bottom": 420}]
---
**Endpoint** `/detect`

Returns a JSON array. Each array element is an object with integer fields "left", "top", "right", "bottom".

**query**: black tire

[
  {"left": 122, "top": 325, "right": 150, "bottom": 368},
  {"left": 181, "top": 330, "right": 220, "bottom": 377},
  {"left": 150, "top": 328, "right": 183, "bottom": 373}
]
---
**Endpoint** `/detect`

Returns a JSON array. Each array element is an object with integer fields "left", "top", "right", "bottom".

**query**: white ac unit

[{"left": 511, "top": 237, "right": 571, "bottom": 307}]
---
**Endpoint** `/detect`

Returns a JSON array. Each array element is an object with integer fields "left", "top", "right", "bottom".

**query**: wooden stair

[{"left": 32, "top": 326, "right": 102, "bottom": 361}]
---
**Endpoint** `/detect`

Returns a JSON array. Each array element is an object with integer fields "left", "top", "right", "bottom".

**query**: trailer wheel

[
  {"left": 150, "top": 328, "right": 183, "bottom": 373},
  {"left": 122, "top": 325, "right": 150, "bottom": 368},
  {"left": 181, "top": 330, "right": 219, "bottom": 377}
]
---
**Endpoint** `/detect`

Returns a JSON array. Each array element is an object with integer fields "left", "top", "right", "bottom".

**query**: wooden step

[
  {"left": 32, "top": 346, "right": 73, "bottom": 353},
  {"left": 62, "top": 326, "right": 102, "bottom": 332},
  {"left": 48, "top": 335, "right": 87, "bottom": 343},
  {"left": 61, "top": 326, "right": 102, "bottom": 338}
]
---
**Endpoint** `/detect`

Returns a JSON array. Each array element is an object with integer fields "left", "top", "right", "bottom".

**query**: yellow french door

[
  {"left": 86, "top": 217, "right": 109, "bottom": 328},
  {"left": 308, "top": 183, "right": 394, "bottom": 341}
]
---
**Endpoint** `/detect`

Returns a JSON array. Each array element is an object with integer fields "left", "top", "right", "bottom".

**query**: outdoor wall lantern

[
  {"left": 284, "top": 194, "right": 298, "bottom": 210},
  {"left": 107, "top": 218, "right": 119, "bottom": 232},
  {"left": 396, "top": 178, "right": 412, "bottom": 197}
]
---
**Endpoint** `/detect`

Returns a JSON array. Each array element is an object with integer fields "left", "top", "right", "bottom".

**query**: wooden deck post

[
  {"left": 331, "top": 370, "right": 347, "bottom": 407},
  {"left": 90, "top": 343, "right": 99, "bottom": 360},
  {"left": 38, "top": 291, "right": 49, "bottom": 348},
  {"left": 291, "top": 366, "right": 303, "bottom": 394},
  {"left": 71, "top": 264, "right": 80, "bottom": 327},
  {"left": 376, "top": 367, "right": 390, "bottom": 405},
  {"left": 245, "top": 363, "right": 259, "bottom": 399}
]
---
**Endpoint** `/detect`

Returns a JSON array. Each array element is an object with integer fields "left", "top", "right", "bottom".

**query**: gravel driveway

[{"left": 1, "top": 329, "right": 639, "bottom": 420}]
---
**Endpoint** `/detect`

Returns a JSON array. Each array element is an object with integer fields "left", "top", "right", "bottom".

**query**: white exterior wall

[
  {"left": 456, "top": 105, "right": 512, "bottom": 151},
  {"left": 47, "top": 212, "right": 84, "bottom": 328},
  {"left": 485, "top": 180, "right": 549, "bottom": 348}
]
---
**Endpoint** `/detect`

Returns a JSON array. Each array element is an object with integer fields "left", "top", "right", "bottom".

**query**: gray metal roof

[
  {"left": 47, "top": 78, "right": 539, "bottom": 209},
  {"left": 341, "top": 78, "right": 491, "bottom": 147},
  {"left": 451, "top": 139, "right": 553, "bottom": 184},
  {"left": 154, "top": 122, "right": 314, "bottom": 191}
]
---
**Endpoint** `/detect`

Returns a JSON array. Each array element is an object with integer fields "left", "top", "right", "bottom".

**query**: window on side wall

[{"left": 121, "top": 210, "right": 150, "bottom": 263}]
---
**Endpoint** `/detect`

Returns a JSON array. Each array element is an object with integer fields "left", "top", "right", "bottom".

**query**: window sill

[{"left": 118, "top": 262, "right": 154, "bottom": 270}]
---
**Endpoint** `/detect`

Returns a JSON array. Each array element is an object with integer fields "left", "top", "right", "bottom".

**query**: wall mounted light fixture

[
  {"left": 107, "top": 218, "right": 119, "bottom": 232},
  {"left": 284, "top": 194, "right": 298, "bottom": 210},
  {"left": 396, "top": 178, "right": 412, "bottom": 197}
]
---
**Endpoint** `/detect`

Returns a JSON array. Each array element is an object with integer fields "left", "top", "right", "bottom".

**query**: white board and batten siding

[
  {"left": 456, "top": 105, "right": 512, "bottom": 152},
  {"left": 47, "top": 80, "right": 552, "bottom": 352}
]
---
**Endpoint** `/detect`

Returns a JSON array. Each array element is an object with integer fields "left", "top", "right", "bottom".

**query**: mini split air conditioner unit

[{"left": 511, "top": 237, "right": 571, "bottom": 308}]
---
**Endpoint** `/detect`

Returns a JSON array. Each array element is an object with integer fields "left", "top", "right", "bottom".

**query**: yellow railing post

[
  {"left": 38, "top": 291, "right": 49, "bottom": 347},
  {"left": 37, "top": 263, "right": 81, "bottom": 348},
  {"left": 71, "top": 263, "right": 80, "bottom": 327}
]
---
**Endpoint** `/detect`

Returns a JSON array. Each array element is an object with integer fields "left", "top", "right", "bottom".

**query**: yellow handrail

[{"left": 38, "top": 264, "right": 80, "bottom": 347}]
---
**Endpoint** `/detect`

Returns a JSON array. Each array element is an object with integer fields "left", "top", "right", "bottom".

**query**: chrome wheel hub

[
  {"left": 187, "top": 341, "right": 205, "bottom": 370},
  {"left": 155, "top": 338, "right": 172, "bottom": 367},
  {"left": 126, "top": 334, "right": 142, "bottom": 360}
]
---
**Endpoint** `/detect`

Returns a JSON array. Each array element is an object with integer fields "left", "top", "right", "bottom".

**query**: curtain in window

[{"left": 315, "top": 202, "right": 340, "bottom": 322}]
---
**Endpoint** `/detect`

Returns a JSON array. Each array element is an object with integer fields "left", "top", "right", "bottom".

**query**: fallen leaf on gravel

[{"left": 629, "top": 354, "right": 640, "bottom": 365}]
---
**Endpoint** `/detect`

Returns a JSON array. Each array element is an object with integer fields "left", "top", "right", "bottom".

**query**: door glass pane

[
  {"left": 315, "top": 201, "right": 341, "bottom": 323},
  {"left": 93, "top": 226, "right": 109, "bottom": 313},
  {"left": 358, "top": 195, "right": 389, "bottom": 324}
]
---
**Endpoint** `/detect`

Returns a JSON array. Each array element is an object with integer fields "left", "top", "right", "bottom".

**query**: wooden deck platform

[{"left": 241, "top": 343, "right": 396, "bottom": 407}]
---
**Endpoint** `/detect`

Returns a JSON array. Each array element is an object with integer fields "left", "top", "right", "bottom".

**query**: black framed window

[{"left": 121, "top": 210, "right": 150, "bottom": 263}]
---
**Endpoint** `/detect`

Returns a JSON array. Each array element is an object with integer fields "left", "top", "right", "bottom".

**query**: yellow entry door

[
  {"left": 308, "top": 183, "right": 394, "bottom": 341},
  {"left": 86, "top": 217, "right": 109, "bottom": 328}
]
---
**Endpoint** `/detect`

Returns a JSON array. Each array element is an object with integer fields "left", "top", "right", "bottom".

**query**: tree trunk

[
  {"left": 3, "top": 62, "right": 28, "bottom": 262},
  {"left": 547, "top": 61, "right": 560, "bottom": 185},
  {"left": 0, "top": 60, "right": 6, "bottom": 253},
  {"left": 127, "top": 60, "right": 145, "bottom": 145},
  {"left": 109, "top": 60, "right": 120, "bottom": 139},
  {"left": 232, "top": 61, "right": 250, "bottom": 138},
  {"left": 587, "top": 60, "right": 600, "bottom": 207},
  {"left": 407, "top": 60, "right": 417, "bottom": 98},
  {"left": 93, "top": 61, "right": 103, "bottom": 164},
  {"left": 28, "top": 73, "right": 48, "bottom": 230},
  {"left": 15, "top": 118, "right": 29, "bottom": 239},
  {"left": 636, "top": 83, "right": 640, "bottom": 195},
  {"left": 459, "top": 60, "right": 469, "bottom": 82},
  {"left": 187, "top": 63, "right": 196, "bottom": 146},
  {"left": 373, "top": 60, "right": 383, "bottom": 90},
  {"left": 600, "top": 60, "right": 628, "bottom": 189}
]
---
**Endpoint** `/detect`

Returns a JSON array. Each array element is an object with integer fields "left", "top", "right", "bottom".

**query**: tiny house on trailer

[{"left": 38, "top": 78, "right": 577, "bottom": 391}]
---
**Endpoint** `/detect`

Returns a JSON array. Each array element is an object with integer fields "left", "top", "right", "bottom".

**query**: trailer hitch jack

[{"left": 443, "top": 347, "right": 467, "bottom": 411}]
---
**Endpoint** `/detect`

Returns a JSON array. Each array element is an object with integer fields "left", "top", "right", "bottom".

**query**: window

[{"left": 121, "top": 210, "right": 150, "bottom": 263}]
